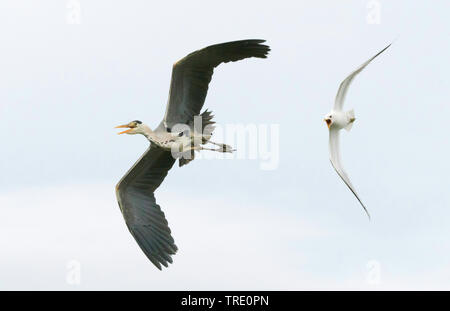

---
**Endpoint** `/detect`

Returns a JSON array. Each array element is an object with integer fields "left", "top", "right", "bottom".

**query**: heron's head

[
  {"left": 324, "top": 114, "right": 333, "bottom": 129},
  {"left": 115, "top": 120, "right": 145, "bottom": 135}
]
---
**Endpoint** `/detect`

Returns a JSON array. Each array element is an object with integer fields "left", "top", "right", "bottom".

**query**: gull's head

[
  {"left": 115, "top": 120, "right": 145, "bottom": 135},
  {"left": 324, "top": 113, "right": 333, "bottom": 129}
]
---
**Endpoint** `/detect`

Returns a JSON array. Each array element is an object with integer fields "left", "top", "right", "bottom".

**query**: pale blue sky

[{"left": 0, "top": 0, "right": 449, "bottom": 290}]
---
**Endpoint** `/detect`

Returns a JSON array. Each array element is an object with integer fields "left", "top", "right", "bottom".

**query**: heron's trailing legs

[
  {"left": 200, "top": 145, "right": 235, "bottom": 153},
  {"left": 190, "top": 143, "right": 235, "bottom": 153},
  {"left": 207, "top": 141, "right": 235, "bottom": 153}
]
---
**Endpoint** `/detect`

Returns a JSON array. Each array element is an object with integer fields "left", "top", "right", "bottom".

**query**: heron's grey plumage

[
  {"left": 162, "top": 39, "right": 270, "bottom": 129},
  {"left": 116, "top": 40, "right": 270, "bottom": 269},
  {"left": 116, "top": 144, "right": 176, "bottom": 270}
]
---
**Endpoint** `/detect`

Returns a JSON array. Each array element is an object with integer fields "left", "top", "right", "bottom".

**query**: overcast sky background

[{"left": 0, "top": 0, "right": 449, "bottom": 290}]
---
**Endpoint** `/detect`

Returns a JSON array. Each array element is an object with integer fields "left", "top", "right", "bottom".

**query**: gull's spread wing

[
  {"left": 329, "top": 129, "right": 370, "bottom": 219},
  {"left": 334, "top": 43, "right": 391, "bottom": 111}
]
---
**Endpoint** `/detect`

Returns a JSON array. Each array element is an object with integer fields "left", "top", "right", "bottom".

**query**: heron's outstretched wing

[
  {"left": 116, "top": 144, "right": 177, "bottom": 269},
  {"left": 334, "top": 43, "right": 391, "bottom": 111},
  {"left": 329, "top": 129, "right": 370, "bottom": 219},
  {"left": 163, "top": 39, "right": 270, "bottom": 129}
]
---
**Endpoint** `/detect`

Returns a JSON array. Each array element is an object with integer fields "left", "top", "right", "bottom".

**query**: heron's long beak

[
  {"left": 324, "top": 118, "right": 332, "bottom": 129},
  {"left": 115, "top": 124, "right": 132, "bottom": 135}
]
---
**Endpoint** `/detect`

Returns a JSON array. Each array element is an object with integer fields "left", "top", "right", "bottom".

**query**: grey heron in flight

[
  {"left": 115, "top": 40, "right": 270, "bottom": 269},
  {"left": 324, "top": 43, "right": 391, "bottom": 219}
]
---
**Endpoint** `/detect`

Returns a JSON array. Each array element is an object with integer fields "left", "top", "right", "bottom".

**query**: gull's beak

[
  {"left": 324, "top": 118, "right": 332, "bottom": 129},
  {"left": 115, "top": 124, "right": 132, "bottom": 135}
]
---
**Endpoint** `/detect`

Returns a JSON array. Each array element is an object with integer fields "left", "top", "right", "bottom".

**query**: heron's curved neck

[{"left": 141, "top": 125, "right": 156, "bottom": 141}]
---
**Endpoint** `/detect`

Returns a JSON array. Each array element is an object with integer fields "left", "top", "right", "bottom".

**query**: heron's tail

[
  {"left": 180, "top": 110, "right": 215, "bottom": 167},
  {"left": 200, "top": 109, "right": 215, "bottom": 138},
  {"left": 189, "top": 109, "right": 216, "bottom": 142}
]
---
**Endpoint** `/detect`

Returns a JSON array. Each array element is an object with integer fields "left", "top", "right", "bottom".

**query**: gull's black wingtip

[
  {"left": 374, "top": 42, "right": 392, "bottom": 59},
  {"left": 365, "top": 209, "right": 372, "bottom": 221},
  {"left": 360, "top": 201, "right": 371, "bottom": 221}
]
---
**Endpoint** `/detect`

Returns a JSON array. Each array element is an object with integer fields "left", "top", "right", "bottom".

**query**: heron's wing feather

[
  {"left": 116, "top": 144, "right": 177, "bottom": 269},
  {"left": 329, "top": 129, "right": 370, "bottom": 219},
  {"left": 334, "top": 43, "right": 391, "bottom": 111},
  {"left": 163, "top": 39, "right": 270, "bottom": 128}
]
